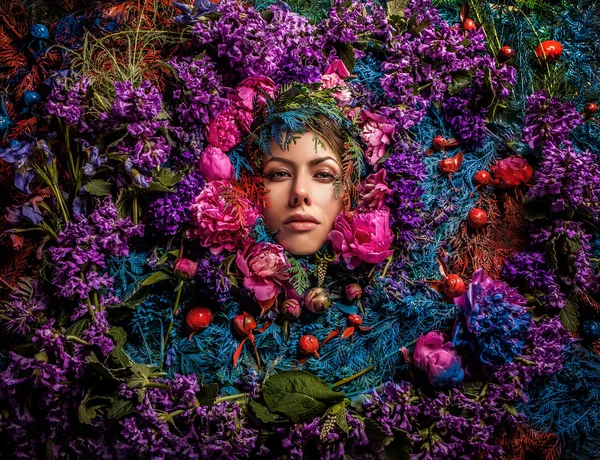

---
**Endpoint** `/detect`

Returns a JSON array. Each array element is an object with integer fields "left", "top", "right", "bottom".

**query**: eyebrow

[{"left": 263, "top": 156, "right": 340, "bottom": 167}]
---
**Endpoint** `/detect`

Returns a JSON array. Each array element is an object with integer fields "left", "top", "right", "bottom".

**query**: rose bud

[
  {"left": 347, "top": 314, "right": 363, "bottom": 327},
  {"left": 185, "top": 306, "right": 213, "bottom": 332},
  {"left": 498, "top": 45, "right": 515, "bottom": 62},
  {"left": 345, "top": 283, "right": 363, "bottom": 301},
  {"left": 467, "top": 208, "right": 487, "bottom": 229},
  {"left": 174, "top": 257, "right": 198, "bottom": 280},
  {"left": 304, "top": 287, "right": 331, "bottom": 314},
  {"left": 233, "top": 312, "right": 256, "bottom": 337},
  {"left": 414, "top": 331, "right": 464, "bottom": 387},
  {"left": 280, "top": 299, "right": 302, "bottom": 321},
  {"left": 197, "top": 145, "right": 234, "bottom": 182},
  {"left": 298, "top": 335, "right": 320, "bottom": 358},
  {"left": 443, "top": 274, "right": 466, "bottom": 298}
]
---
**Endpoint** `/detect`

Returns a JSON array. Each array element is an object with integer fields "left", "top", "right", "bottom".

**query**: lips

[{"left": 283, "top": 213, "right": 320, "bottom": 232}]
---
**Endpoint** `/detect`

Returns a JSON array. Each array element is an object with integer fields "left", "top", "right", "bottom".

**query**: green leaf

[
  {"left": 504, "top": 404, "right": 519, "bottom": 416},
  {"left": 560, "top": 297, "right": 580, "bottom": 332},
  {"left": 113, "top": 286, "right": 150, "bottom": 310},
  {"left": 78, "top": 388, "right": 114, "bottom": 424},
  {"left": 250, "top": 400, "right": 281, "bottom": 423},
  {"left": 127, "top": 364, "right": 153, "bottom": 389},
  {"left": 84, "top": 180, "right": 113, "bottom": 196},
  {"left": 107, "top": 399, "right": 137, "bottom": 420},
  {"left": 115, "top": 187, "right": 131, "bottom": 220},
  {"left": 109, "top": 347, "right": 132, "bottom": 368},
  {"left": 141, "top": 271, "right": 171, "bottom": 286},
  {"left": 107, "top": 327, "right": 127, "bottom": 348},
  {"left": 386, "top": 0, "right": 409, "bottom": 17},
  {"left": 197, "top": 383, "right": 220, "bottom": 407},
  {"left": 64, "top": 317, "right": 91, "bottom": 339},
  {"left": 447, "top": 70, "right": 473, "bottom": 96},
  {"left": 87, "top": 352, "right": 127, "bottom": 382},
  {"left": 262, "top": 371, "right": 345, "bottom": 423},
  {"left": 153, "top": 168, "right": 184, "bottom": 187},
  {"left": 145, "top": 182, "right": 172, "bottom": 193},
  {"left": 334, "top": 43, "right": 356, "bottom": 74},
  {"left": 522, "top": 198, "right": 550, "bottom": 222}
]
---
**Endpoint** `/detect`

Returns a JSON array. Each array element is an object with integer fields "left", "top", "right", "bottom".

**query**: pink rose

[
  {"left": 358, "top": 169, "right": 393, "bottom": 210},
  {"left": 187, "top": 181, "right": 259, "bottom": 254},
  {"left": 234, "top": 76, "right": 277, "bottom": 111},
  {"left": 328, "top": 210, "right": 394, "bottom": 270},
  {"left": 360, "top": 110, "right": 395, "bottom": 166},
  {"left": 198, "top": 145, "right": 234, "bottom": 182},
  {"left": 174, "top": 257, "right": 198, "bottom": 280},
  {"left": 414, "top": 331, "right": 464, "bottom": 387},
  {"left": 236, "top": 240, "right": 290, "bottom": 302},
  {"left": 206, "top": 108, "right": 242, "bottom": 151}
]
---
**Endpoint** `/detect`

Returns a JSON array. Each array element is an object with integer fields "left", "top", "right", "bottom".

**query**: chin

[{"left": 277, "top": 234, "right": 326, "bottom": 256}]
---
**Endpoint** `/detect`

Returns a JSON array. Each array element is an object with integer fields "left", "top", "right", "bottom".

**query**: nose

[{"left": 289, "top": 175, "right": 311, "bottom": 207}]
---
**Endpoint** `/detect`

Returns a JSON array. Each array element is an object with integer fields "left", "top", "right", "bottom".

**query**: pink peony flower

[
  {"left": 234, "top": 76, "right": 277, "bottom": 111},
  {"left": 174, "top": 258, "right": 198, "bottom": 280},
  {"left": 328, "top": 210, "right": 394, "bottom": 270},
  {"left": 324, "top": 59, "right": 351, "bottom": 78},
  {"left": 358, "top": 169, "right": 393, "bottom": 210},
  {"left": 359, "top": 110, "right": 395, "bottom": 166},
  {"left": 205, "top": 108, "right": 243, "bottom": 152},
  {"left": 197, "top": 145, "right": 234, "bottom": 182},
  {"left": 236, "top": 240, "right": 290, "bottom": 303},
  {"left": 414, "top": 331, "right": 464, "bottom": 387},
  {"left": 187, "top": 181, "right": 259, "bottom": 254}
]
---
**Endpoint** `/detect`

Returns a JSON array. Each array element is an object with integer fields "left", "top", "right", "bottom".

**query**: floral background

[{"left": 0, "top": 0, "right": 599, "bottom": 458}]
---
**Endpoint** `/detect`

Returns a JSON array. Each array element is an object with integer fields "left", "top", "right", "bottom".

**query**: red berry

[
  {"left": 473, "top": 170, "right": 492, "bottom": 186},
  {"left": 535, "top": 40, "right": 563, "bottom": 62},
  {"left": 467, "top": 208, "right": 488, "bottom": 229},
  {"left": 185, "top": 306, "right": 213, "bottom": 332},
  {"left": 463, "top": 18, "right": 476, "bottom": 31},
  {"left": 298, "top": 335, "right": 320, "bottom": 357},
  {"left": 584, "top": 102, "right": 598, "bottom": 115},
  {"left": 347, "top": 314, "right": 363, "bottom": 327},
  {"left": 443, "top": 274, "right": 466, "bottom": 298},
  {"left": 498, "top": 45, "right": 515, "bottom": 62},
  {"left": 432, "top": 135, "right": 447, "bottom": 151},
  {"left": 233, "top": 312, "right": 256, "bottom": 337}
]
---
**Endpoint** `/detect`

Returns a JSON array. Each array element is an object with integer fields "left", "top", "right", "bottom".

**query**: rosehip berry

[
  {"left": 584, "top": 102, "right": 598, "bottom": 115},
  {"left": 185, "top": 306, "right": 213, "bottom": 332},
  {"left": 443, "top": 274, "right": 466, "bottom": 298},
  {"left": 535, "top": 40, "right": 563, "bottom": 62},
  {"left": 233, "top": 312, "right": 256, "bottom": 337},
  {"left": 432, "top": 135, "right": 447, "bottom": 151},
  {"left": 463, "top": 18, "right": 476, "bottom": 31},
  {"left": 347, "top": 314, "right": 363, "bottom": 327},
  {"left": 438, "top": 152, "right": 464, "bottom": 174},
  {"left": 473, "top": 170, "right": 492, "bottom": 186},
  {"left": 298, "top": 335, "right": 320, "bottom": 357},
  {"left": 467, "top": 208, "right": 488, "bottom": 229},
  {"left": 498, "top": 45, "right": 515, "bottom": 62}
]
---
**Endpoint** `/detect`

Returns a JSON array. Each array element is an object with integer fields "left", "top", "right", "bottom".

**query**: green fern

[{"left": 285, "top": 257, "right": 311, "bottom": 295}]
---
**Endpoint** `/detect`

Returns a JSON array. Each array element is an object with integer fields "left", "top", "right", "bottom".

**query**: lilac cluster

[
  {"left": 502, "top": 251, "right": 566, "bottom": 309},
  {"left": 530, "top": 220, "right": 598, "bottom": 288},
  {"left": 195, "top": 252, "right": 231, "bottom": 304},
  {"left": 110, "top": 80, "right": 163, "bottom": 127},
  {"left": 383, "top": 142, "right": 427, "bottom": 247},
  {"left": 359, "top": 380, "right": 418, "bottom": 435},
  {"left": 0, "top": 279, "right": 48, "bottom": 336},
  {"left": 170, "top": 55, "right": 231, "bottom": 128},
  {"left": 522, "top": 89, "right": 583, "bottom": 150},
  {"left": 453, "top": 269, "right": 532, "bottom": 365},
  {"left": 192, "top": 0, "right": 324, "bottom": 84},
  {"left": 45, "top": 74, "right": 90, "bottom": 130},
  {"left": 148, "top": 169, "right": 204, "bottom": 235},
  {"left": 48, "top": 196, "right": 144, "bottom": 303},
  {"left": 442, "top": 88, "right": 488, "bottom": 146},
  {"left": 526, "top": 143, "right": 600, "bottom": 221}
]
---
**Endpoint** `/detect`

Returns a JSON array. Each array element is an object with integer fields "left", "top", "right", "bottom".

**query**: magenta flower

[
  {"left": 414, "top": 331, "right": 464, "bottom": 387},
  {"left": 174, "top": 257, "right": 198, "bottom": 280},
  {"left": 359, "top": 110, "right": 395, "bottom": 165},
  {"left": 324, "top": 59, "right": 351, "bottom": 78},
  {"left": 321, "top": 60, "right": 352, "bottom": 106},
  {"left": 197, "top": 145, "right": 234, "bottom": 182},
  {"left": 329, "top": 210, "right": 394, "bottom": 269},
  {"left": 187, "top": 181, "right": 259, "bottom": 254},
  {"left": 358, "top": 169, "right": 393, "bottom": 210},
  {"left": 236, "top": 240, "right": 289, "bottom": 303},
  {"left": 234, "top": 75, "right": 277, "bottom": 111},
  {"left": 205, "top": 108, "right": 243, "bottom": 151}
]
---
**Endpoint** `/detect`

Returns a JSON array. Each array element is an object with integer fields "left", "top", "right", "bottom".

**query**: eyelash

[{"left": 266, "top": 171, "right": 336, "bottom": 181}]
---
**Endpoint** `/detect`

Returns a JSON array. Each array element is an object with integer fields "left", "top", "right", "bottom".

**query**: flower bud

[
  {"left": 298, "top": 335, "right": 320, "bottom": 357},
  {"left": 185, "top": 306, "right": 213, "bottom": 332},
  {"left": 414, "top": 331, "right": 464, "bottom": 387},
  {"left": 280, "top": 299, "right": 302, "bottom": 321},
  {"left": 174, "top": 257, "right": 198, "bottom": 280},
  {"left": 304, "top": 287, "right": 331, "bottom": 314},
  {"left": 473, "top": 170, "right": 491, "bottom": 186},
  {"left": 233, "top": 312, "right": 256, "bottom": 337},
  {"left": 345, "top": 283, "right": 363, "bottom": 301}
]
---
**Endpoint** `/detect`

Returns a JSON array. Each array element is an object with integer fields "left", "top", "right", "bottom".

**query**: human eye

[
  {"left": 266, "top": 170, "right": 292, "bottom": 180},
  {"left": 314, "top": 171, "right": 336, "bottom": 181}
]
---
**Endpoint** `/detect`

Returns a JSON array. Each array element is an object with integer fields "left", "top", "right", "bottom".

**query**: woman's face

[{"left": 261, "top": 131, "right": 344, "bottom": 256}]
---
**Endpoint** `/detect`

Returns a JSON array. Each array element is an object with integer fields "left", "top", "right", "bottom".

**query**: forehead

[{"left": 267, "top": 131, "right": 335, "bottom": 162}]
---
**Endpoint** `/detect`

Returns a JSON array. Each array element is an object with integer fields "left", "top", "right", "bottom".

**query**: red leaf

[
  {"left": 359, "top": 326, "right": 372, "bottom": 332},
  {"left": 341, "top": 326, "right": 355, "bottom": 340},
  {"left": 257, "top": 296, "right": 276, "bottom": 315},
  {"left": 313, "top": 351, "right": 320, "bottom": 358},
  {"left": 233, "top": 337, "right": 248, "bottom": 368},
  {"left": 321, "top": 327, "right": 342, "bottom": 345},
  {"left": 257, "top": 321, "right": 273, "bottom": 334},
  {"left": 460, "top": 3, "right": 469, "bottom": 22}
]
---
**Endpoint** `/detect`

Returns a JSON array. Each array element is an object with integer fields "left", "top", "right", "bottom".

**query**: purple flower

[
  {"left": 453, "top": 268, "right": 532, "bottom": 364},
  {"left": 414, "top": 331, "right": 464, "bottom": 387},
  {"left": 0, "top": 279, "right": 48, "bottom": 336}
]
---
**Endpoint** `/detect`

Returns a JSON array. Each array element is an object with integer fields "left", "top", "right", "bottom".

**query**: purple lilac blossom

[
  {"left": 0, "top": 279, "right": 48, "bottom": 336},
  {"left": 45, "top": 75, "right": 90, "bottom": 129},
  {"left": 522, "top": 89, "right": 583, "bottom": 150},
  {"left": 502, "top": 251, "right": 566, "bottom": 309}
]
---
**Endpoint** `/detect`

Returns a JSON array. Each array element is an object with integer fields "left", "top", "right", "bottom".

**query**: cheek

[{"left": 262, "top": 183, "right": 286, "bottom": 227}]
